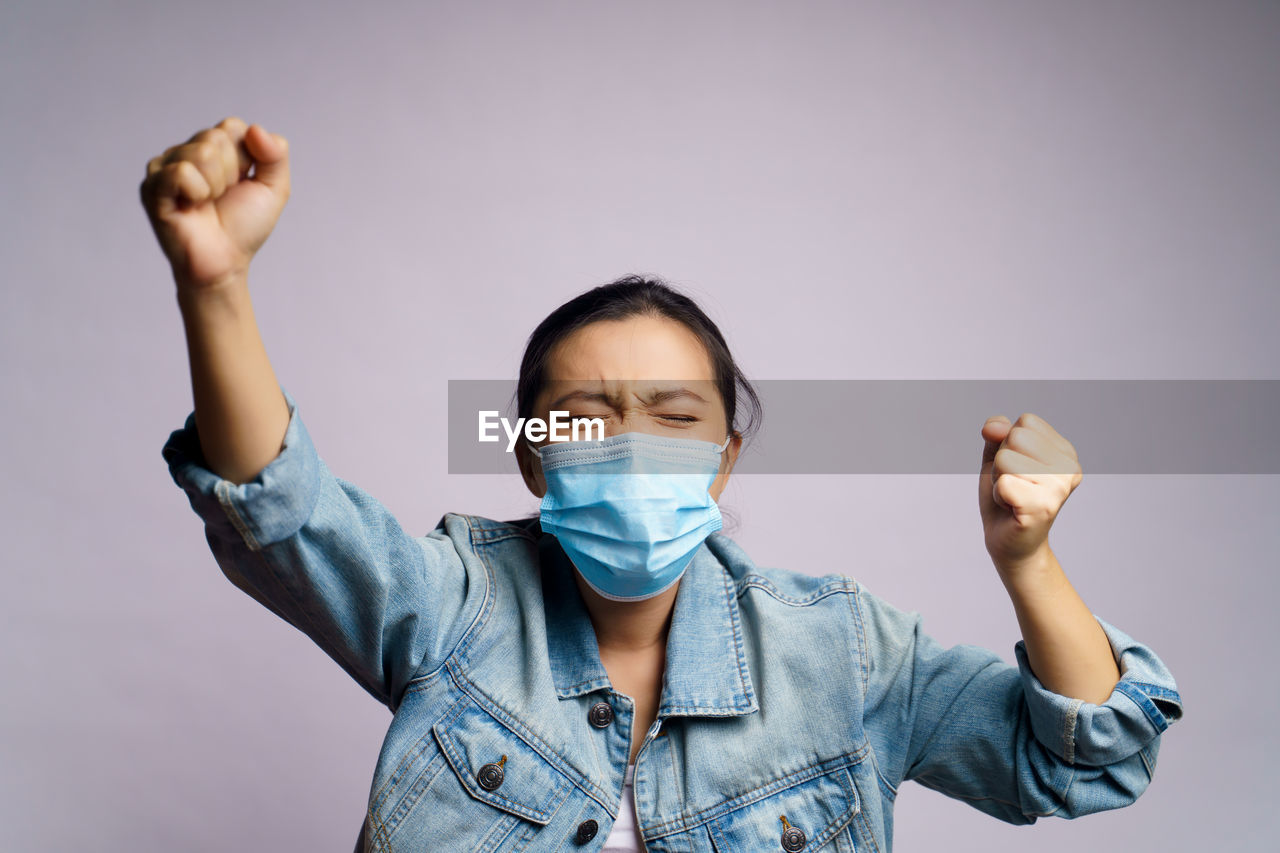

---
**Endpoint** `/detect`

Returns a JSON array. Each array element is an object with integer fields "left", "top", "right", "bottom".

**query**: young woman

[{"left": 143, "top": 117, "right": 1183, "bottom": 853}]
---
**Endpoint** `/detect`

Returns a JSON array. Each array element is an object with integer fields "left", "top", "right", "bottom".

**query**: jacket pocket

[
  {"left": 369, "top": 696, "right": 573, "bottom": 852},
  {"left": 707, "top": 762, "right": 861, "bottom": 853}
]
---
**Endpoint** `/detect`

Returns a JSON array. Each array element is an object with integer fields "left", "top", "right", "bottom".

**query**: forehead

[{"left": 545, "top": 315, "right": 715, "bottom": 382}]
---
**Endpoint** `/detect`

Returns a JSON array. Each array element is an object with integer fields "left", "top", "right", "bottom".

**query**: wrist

[
  {"left": 176, "top": 271, "right": 252, "bottom": 318},
  {"left": 995, "top": 543, "right": 1063, "bottom": 600}
]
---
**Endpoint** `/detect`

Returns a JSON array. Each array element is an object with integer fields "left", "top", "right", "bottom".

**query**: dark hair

[{"left": 514, "top": 273, "right": 762, "bottom": 446}]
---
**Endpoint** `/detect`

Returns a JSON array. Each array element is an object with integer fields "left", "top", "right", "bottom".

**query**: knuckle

[{"left": 193, "top": 140, "right": 218, "bottom": 164}]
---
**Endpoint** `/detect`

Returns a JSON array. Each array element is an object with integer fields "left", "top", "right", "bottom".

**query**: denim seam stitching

[
  {"left": 214, "top": 478, "right": 261, "bottom": 551},
  {"left": 866, "top": 736, "right": 898, "bottom": 799},
  {"left": 1063, "top": 697, "right": 1082, "bottom": 765},
  {"left": 1052, "top": 764, "right": 1076, "bottom": 816},
  {"left": 722, "top": 565, "right": 755, "bottom": 710},
  {"left": 1111, "top": 680, "right": 1174, "bottom": 733},
  {"left": 557, "top": 676, "right": 613, "bottom": 696},
  {"left": 428, "top": 515, "right": 496, "bottom": 680},
  {"left": 734, "top": 576, "right": 852, "bottom": 606},
  {"left": 374, "top": 747, "right": 449, "bottom": 843},
  {"left": 1138, "top": 743, "right": 1156, "bottom": 779},
  {"left": 1125, "top": 679, "right": 1182, "bottom": 705},
  {"left": 645, "top": 749, "right": 868, "bottom": 839},
  {"left": 849, "top": 583, "right": 869, "bottom": 707},
  {"left": 844, "top": 765, "right": 882, "bottom": 853},
  {"left": 369, "top": 689, "right": 463, "bottom": 822},
  {"left": 398, "top": 664, "right": 445, "bottom": 702},
  {"left": 398, "top": 527, "right": 494, "bottom": 699}
]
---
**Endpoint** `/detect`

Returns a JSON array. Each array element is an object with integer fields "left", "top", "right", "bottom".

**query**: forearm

[
  {"left": 177, "top": 272, "right": 289, "bottom": 485},
  {"left": 996, "top": 544, "right": 1120, "bottom": 705}
]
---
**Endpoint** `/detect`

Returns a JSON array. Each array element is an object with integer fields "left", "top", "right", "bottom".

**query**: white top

[{"left": 602, "top": 762, "right": 643, "bottom": 852}]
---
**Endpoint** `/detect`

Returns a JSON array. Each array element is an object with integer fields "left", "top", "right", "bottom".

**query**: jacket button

[
  {"left": 575, "top": 819, "right": 598, "bottom": 843},
  {"left": 588, "top": 701, "right": 614, "bottom": 728},
  {"left": 780, "top": 825, "right": 807, "bottom": 852},
  {"left": 477, "top": 761, "right": 505, "bottom": 791}
]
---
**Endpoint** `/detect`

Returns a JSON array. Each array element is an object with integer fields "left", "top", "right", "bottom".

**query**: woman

[{"left": 143, "top": 118, "right": 1183, "bottom": 853}]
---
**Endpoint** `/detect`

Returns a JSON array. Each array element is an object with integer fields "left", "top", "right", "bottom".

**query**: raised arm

[
  {"left": 141, "top": 116, "right": 293, "bottom": 485},
  {"left": 143, "top": 117, "right": 477, "bottom": 711},
  {"left": 850, "top": 413, "right": 1183, "bottom": 822}
]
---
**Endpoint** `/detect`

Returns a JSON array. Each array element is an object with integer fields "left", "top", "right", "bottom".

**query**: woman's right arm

[
  {"left": 177, "top": 275, "right": 290, "bottom": 487},
  {"left": 144, "top": 118, "right": 476, "bottom": 712},
  {"left": 141, "top": 115, "right": 293, "bottom": 486}
]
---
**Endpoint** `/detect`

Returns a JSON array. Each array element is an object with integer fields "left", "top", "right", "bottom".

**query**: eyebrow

[{"left": 548, "top": 386, "right": 711, "bottom": 410}]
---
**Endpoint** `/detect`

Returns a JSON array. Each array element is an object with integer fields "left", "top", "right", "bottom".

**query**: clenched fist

[
  {"left": 139, "top": 116, "right": 291, "bottom": 291},
  {"left": 978, "top": 413, "right": 1084, "bottom": 575}
]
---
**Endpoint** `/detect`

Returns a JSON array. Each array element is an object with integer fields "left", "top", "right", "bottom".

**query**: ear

[
  {"left": 709, "top": 431, "right": 743, "bottom": 501},
  {"left": 514, "top": 439, "right": 547, "bottom": 498}
]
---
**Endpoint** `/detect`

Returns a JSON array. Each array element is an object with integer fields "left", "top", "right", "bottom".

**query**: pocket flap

[
  {"left": 709, "top": 762, "right": 861, "bottom": 852},
  {"left": 433, "top": 698, "right": 571, "bottom": 825}
]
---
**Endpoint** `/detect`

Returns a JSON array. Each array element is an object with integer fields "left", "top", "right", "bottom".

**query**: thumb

[
  {"left": 980, "top": 415, "right": 1011, "bottom": 469},
  {"left": 980, "top": 415, "right": 1012, "bottom": 511},
  {"left": 244, "top": 123, "right": 290, "bottom": 195}
]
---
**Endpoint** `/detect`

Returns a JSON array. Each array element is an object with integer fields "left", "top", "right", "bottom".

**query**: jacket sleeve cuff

[
  {"left": 161, "top": 386, "right": 322, "bottom": 550},
  {"left": 1014, "top": 615, "right": 1184, "bottom": 767}
]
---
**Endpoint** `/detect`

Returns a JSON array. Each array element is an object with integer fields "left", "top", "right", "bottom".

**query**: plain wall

[{"left": 2, "top": 0, "right": 1277, "bottom": 849}]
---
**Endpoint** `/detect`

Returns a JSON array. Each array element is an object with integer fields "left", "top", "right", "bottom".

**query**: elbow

[{"left": 1058, "top": 736, "right": 1162, "bottom": 819}]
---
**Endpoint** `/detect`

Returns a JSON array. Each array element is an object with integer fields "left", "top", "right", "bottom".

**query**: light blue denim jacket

[{"left": 162, "top": 388, "right": 1184, "bottom": 852}]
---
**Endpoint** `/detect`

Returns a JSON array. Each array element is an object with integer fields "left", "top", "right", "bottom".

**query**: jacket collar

[{"left": 538, "top": 529, "right": 759, "bottom": 718}]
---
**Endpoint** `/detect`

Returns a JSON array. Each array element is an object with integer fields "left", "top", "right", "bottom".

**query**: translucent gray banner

[{"left": 447, "top": 380, "right": 1280, "bottom": 474}]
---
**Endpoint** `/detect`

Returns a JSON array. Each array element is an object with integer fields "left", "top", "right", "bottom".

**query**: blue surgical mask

[{"left": 531, "top": 430, "right": 732, "bottom": 602}]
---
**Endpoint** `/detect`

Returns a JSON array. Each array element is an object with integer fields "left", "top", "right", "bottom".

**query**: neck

[{"left": 572, "top": 569, "right": 678, "bottom": 653}]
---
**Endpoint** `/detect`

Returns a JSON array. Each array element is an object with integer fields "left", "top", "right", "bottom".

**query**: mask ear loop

[{"left": 533, "top": 434, "right": 731, "bottom": 457}]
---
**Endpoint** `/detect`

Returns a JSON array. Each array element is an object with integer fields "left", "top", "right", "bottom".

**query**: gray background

[{"left": 3, "top": 0, "right": 1276, "bottom": 849}]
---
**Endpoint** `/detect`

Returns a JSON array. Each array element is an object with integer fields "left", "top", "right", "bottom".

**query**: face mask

[{"left": 531, "top": 430, "right": 732, "bottom": 602}]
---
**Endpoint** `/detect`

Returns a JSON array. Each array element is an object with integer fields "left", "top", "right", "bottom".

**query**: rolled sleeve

[
  {"left": 857, "top": 580, "right": 1184, "bottom": 824},
  {"left": 1015, "top": 615, "right": 1184, "bottom": 767},
  {"left": 161, "top": 386, "right": 321, "bottom": 550},
  {"left": 159, "top": 386, "right": 476, "bottom": 711}
]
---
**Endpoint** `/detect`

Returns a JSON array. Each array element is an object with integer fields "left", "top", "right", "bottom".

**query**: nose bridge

[{"left": 615, "top": 407, "right": 645, "bottom": 435}]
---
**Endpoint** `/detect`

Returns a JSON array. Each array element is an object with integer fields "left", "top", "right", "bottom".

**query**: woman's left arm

[
  {"left": 981, "top": 412, "right": 1118, "bottom": 704},
  {"left": 999, "top": 545, "right": 1119, "bottom": 704},
  {"left": 853, "top": 411, "right": 1186, "bottom": 824}
]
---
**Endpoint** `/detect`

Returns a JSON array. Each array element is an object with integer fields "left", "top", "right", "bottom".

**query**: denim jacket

[{"left": 162, "top": 388, "right": 1184, "bottom": 852}]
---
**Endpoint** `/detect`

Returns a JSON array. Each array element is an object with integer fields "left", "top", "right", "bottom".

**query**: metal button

[
  {"left": 588, "top": 701, "right": 614, "bottom": 728},
  {"left": 780, "top": 825, "right": 806, "bottom": 852},
  {"left": 477, "top": 755, "right": 506, "bottom": 791},
  {"left": 576, "top": 819, "right": 598, "bottom": 843}
]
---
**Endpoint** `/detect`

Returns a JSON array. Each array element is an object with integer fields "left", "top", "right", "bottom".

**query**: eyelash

[{"left": 567, "top": 413, "right": 698, "bottom": 423}]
